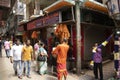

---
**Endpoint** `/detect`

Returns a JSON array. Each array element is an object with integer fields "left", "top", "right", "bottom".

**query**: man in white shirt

[{"left": 10, "top": 39, "right": 23, "bottom": 79}]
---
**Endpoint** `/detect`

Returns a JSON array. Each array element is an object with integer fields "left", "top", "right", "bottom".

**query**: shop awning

[
  {"left": 18, "top": 19, "right": 28, "bottom": 26},
  {"left": 43, "top": 0, "right": 75, "bottom": 13},
  {"left": 84, "top": 1, "right": 108, "bottom": 13}
]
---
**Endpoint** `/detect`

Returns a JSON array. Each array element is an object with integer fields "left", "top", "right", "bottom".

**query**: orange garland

[
  {"left": 31, "top": 31, "right": 38, "bottom": 39},
  {"left": 54, "top": 24, "right": 70, "bottom": 42}
]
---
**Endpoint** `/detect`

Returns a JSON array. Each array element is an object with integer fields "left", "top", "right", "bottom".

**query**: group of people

[
  {"left": 3, "top": 38, "right": 70, "bottom": 80},
  {"left": 3, "top": 34, "right": 113, "bottom": 80},
  {"left": 10, "top": 39, "right": 33, "bottom": 79},
  {"left": 3, "top": 39, "right": 48, "bottom": 79}
]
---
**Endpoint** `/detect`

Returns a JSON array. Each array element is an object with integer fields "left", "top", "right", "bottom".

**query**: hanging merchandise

[
  {"left": 61, "top": 24, "right": 70, "bottom": 40},
  {"left": 31, "top": 31, "right": 38, "bottom": 39},
  {"left": 54, "top": 24, "right": 70, "bottom": 42},
  {"left": 54, "top": 24, "right": 62, "bottom": 38},
  {"left": 23, "top": 32, "right": 28, "bottom": 41}
]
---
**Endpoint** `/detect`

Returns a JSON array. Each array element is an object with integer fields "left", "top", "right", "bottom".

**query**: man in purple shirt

[
  {"left": 92, "top": 43, "right": 103, "bottom": 80},
  {"left": 92, "top": 34, "right": 113, "bottom": 80}
]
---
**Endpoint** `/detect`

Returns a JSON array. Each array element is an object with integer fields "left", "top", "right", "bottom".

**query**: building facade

[{"left": 16, "top": 0, "right": 115, "bottom": 69}]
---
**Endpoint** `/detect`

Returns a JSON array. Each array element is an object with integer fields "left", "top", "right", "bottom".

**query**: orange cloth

[
  {"left": 61, "top": 24, "right": 70, "bottom": 39},
  {"left": 52, "top": 43, "right": 69, "bottom": 80},
  {"left": 54, "top": 24, "right": 70, "bottom": 42},
  {"left": 52, "top": 43, "right": 69, "bottom": 64},
  {"left": 57, "top": 63, "right": 67, "bottom": 80},
  {"left": 31, "top": 31, "right": 38, "bottom": 39},
  {"left": 22, "top": 45, "right": 33, "bottom": 61}
]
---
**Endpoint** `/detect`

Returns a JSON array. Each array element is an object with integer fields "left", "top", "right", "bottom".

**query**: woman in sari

[
  {"left": 38, "top": 43, "right": 48, "bottom": 75},
  {"left": 34, "top": 40, "right": 41, "bottom": 72}
]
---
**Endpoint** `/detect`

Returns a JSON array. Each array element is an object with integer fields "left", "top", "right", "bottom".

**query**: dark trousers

[{"left": 94, "top": 62, "right": 103, "bottom": 80}]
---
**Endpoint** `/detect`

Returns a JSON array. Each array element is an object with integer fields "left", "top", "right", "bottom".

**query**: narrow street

[
  {"left": 0, "top": 49, "right": 78, "bottom": 80},
  {"left": 0, "top": 49, "right": 115, "bottom": 80},
  {"left": 0, "top": 0, "right": 119, "bottom": 80}
]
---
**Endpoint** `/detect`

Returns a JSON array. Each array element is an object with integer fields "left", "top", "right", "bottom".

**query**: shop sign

[
  {"left": 36, "top": 18, "right": 43, "bottom": 28},
  {"left": 17, "top": 25, "right": 24, "bottom": 32},
  {"left": 27, "top": 12, "right": 59, "bottom": 30},
  {"left": 0, "top": 0, "right": 10, "bottom": 8},
  {"left": 36, "top": 12, "right": 59, "bottom": 28},
  {"left": 43, "top": 12, "right": 59, "bottom": 26},
  {"left": 27, "top": 21, "right": 35, "bottom": 30}
]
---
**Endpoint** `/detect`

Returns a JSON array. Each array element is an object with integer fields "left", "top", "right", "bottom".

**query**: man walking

[
  {"left": 10, "top": 39, "right": 23, "bottom": 79},
  {"left": 52, "top": 39, "right": 69, "bottom": 80},
  {"left": 22, "top": 39, "right": 33, "bottom": 78}
]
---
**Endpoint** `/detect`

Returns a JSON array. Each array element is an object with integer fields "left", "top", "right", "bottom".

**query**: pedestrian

[
  {"left": 37, "top": 42, "right": 48, "bottom": 75},
  {"left": 52, "top": 38, "right": 69, "bottom": 80},
  {"left": 10, "top": 39, "right": 23, "bottom": 79},
  {"left": 92, "top": 34, "right": 113, "bottom": 80},
  {"left": 92, "top": 43, "right": 103, "bottom": 80},
  {"left": 34, "top": 40, "right": 41, "bottom": 71},
  {"left": 4, "top": 38, "right": 10, "bottom": 58},
  {"left": 21, "top": 39, "right": 33, "bottom": 78}
]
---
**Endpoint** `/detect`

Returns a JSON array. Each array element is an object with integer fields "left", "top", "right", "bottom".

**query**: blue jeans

[
  {"left": 13, "top": 60, "right": 22, "bottom": 76},
  {"left": 22, "top": 60, "right": 31, "bottom": 76},
  {"left": 5, "top": 49, "right": 10, "bottom": 58}
]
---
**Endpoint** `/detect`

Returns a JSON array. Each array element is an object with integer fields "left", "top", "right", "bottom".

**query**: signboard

[
  {"left": 0, "top": 0, "right": 11, "bottom": 8},
  {"left": 36, "top": 12, "right": 59, "bottom": 28},
  {"left": 27, "top": 12, "right": 59, "bottom": 30},
  {"left": 43, "top": 12, "right": 59, "bottom": 26},
  {"left": 17, "top": 25, "right": 24, "bottom": 32},
  {"left": 36, "top": 18, "right": 43, "bottom": 28},
  {"left": 106, "top": 0, "right": 119, "bottom": 16},
  {"left": 27, "top": 21, "right": 35, "bottom": 30}
]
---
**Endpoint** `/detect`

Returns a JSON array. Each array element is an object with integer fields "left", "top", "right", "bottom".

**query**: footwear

[
  {"left": 27, "top": 75, "right": 31, "bottom": 78},
  {"left": 18, "top": 76, "right": 22, "bottom": 79},
  {"left": 23, "top": 68, "right": 26, "bottom": 76},
  {"left": 15, "top": 71, "right": 17, "bottom": 76},
  {"left": 37, "top": 71, "right": 39, "bottom": 74}
]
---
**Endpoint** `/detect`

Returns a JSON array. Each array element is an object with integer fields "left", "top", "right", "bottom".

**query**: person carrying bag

[
  {"left": 37, "top": 54, "right": 46, "bottom": 62},
  {"left": 37, "top": 43, "right": 48, "bottom": 75}
]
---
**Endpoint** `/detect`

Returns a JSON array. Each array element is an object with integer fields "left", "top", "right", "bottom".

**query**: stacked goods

[{"left": 54, "top": 24, "right": 70, "bottom": 42}]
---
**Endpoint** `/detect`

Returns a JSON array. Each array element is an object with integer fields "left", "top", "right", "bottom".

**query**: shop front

[
  {"left": 25, "top": 0, "right": 115, "bottom": 70},
  {"left": 26, "top": 11, "right": 60, "bottom": 47},
  {"left": 80, "top": 7, "right": 114, "bottom": 67},
  {"left": 26, "top": 6, "right": 75, "bottom": 71}
]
